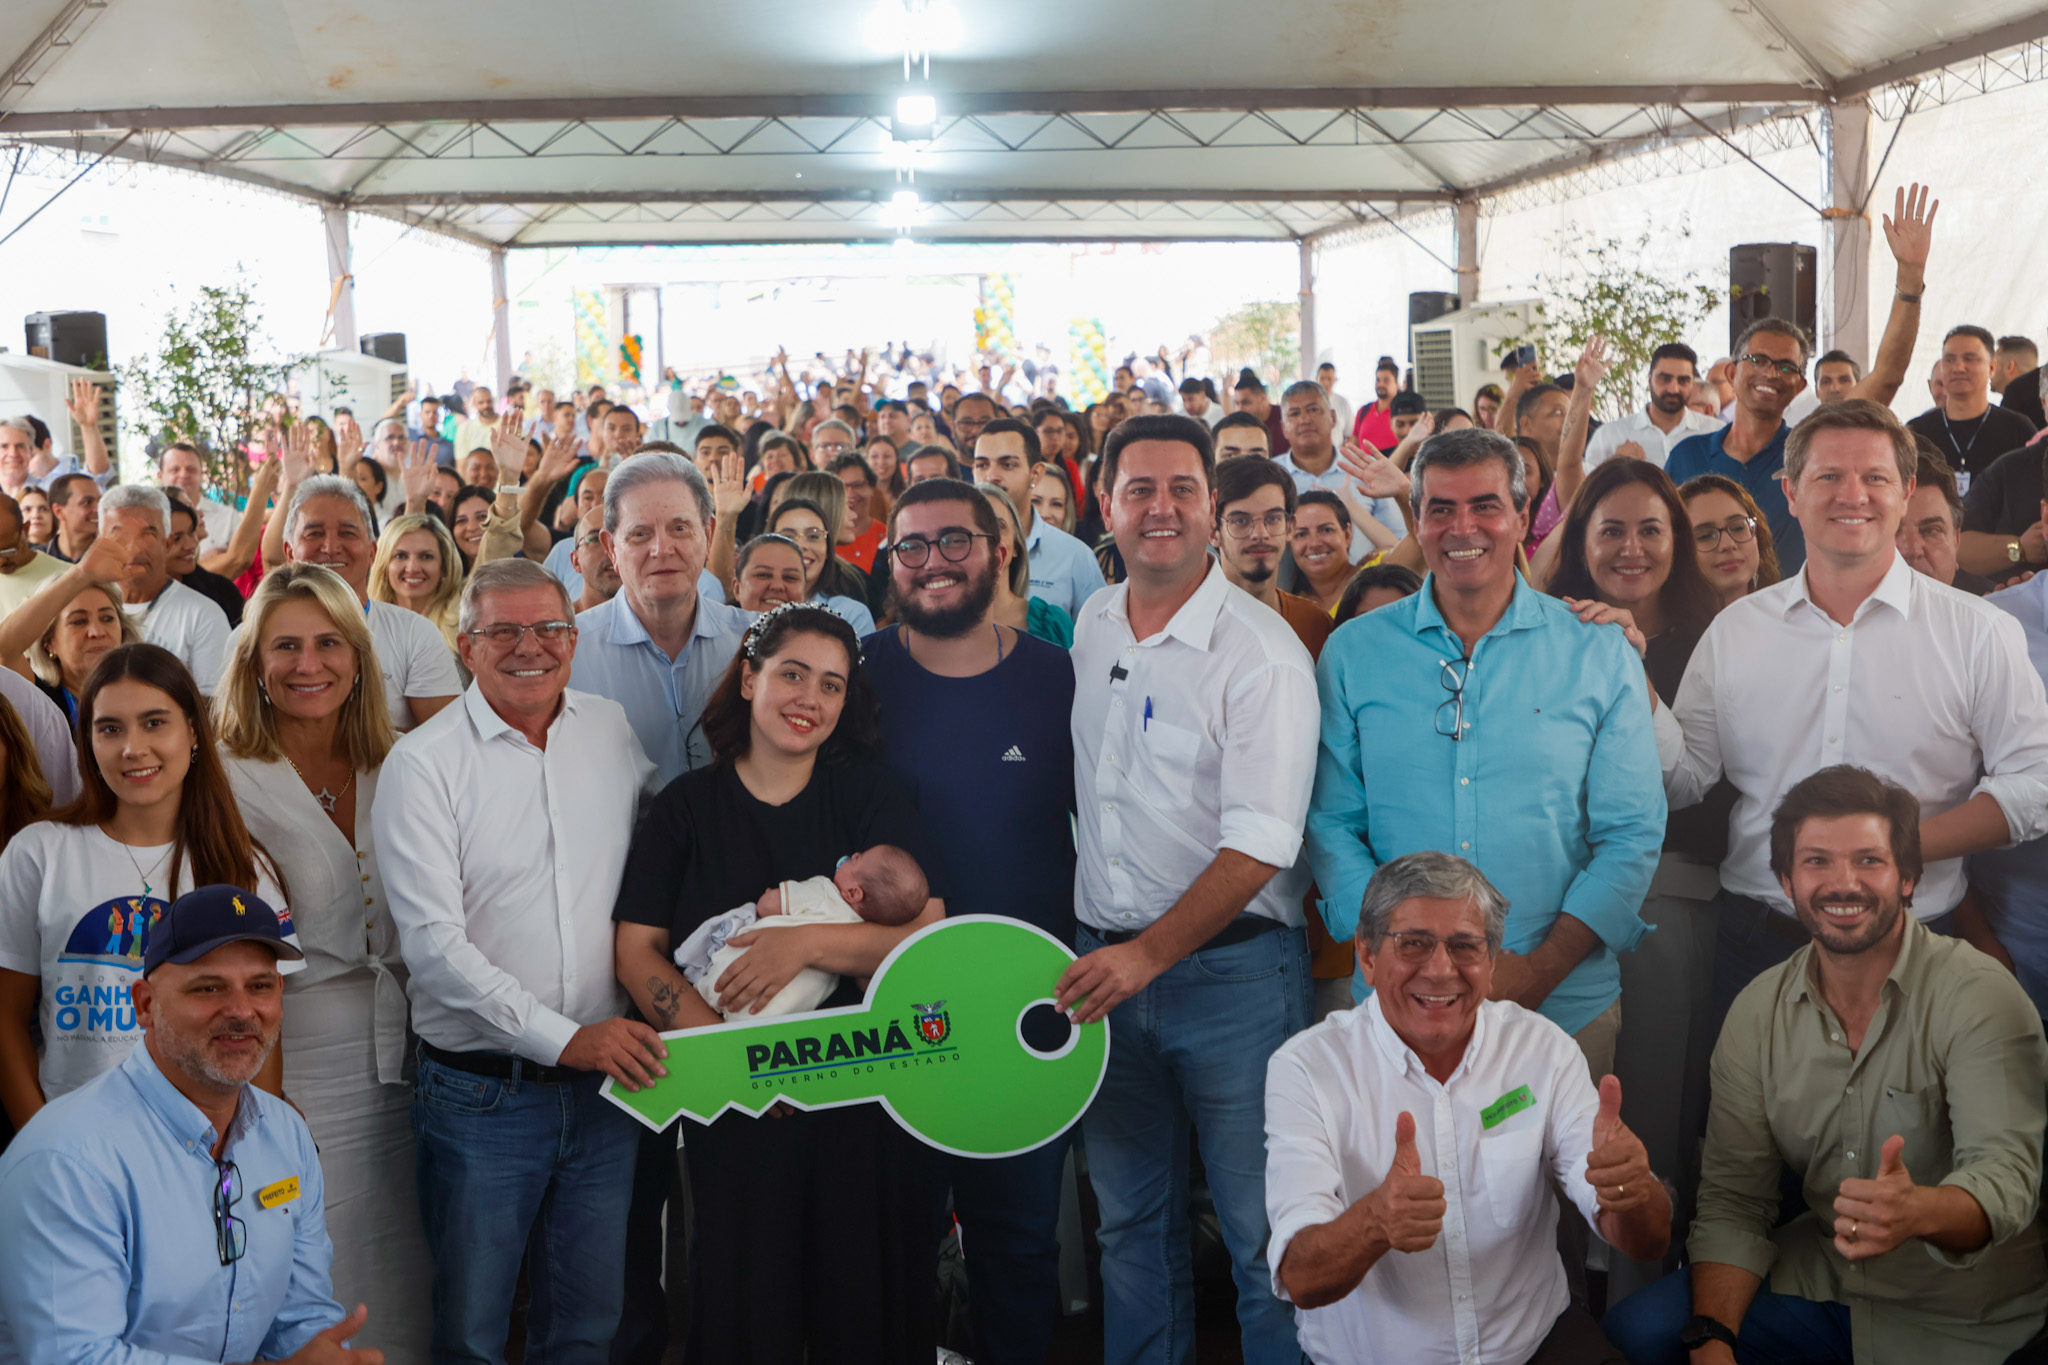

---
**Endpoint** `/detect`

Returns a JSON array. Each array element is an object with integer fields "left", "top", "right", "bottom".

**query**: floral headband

[{"left": 741, "top": 599, "right": 864, "bottom": 662}]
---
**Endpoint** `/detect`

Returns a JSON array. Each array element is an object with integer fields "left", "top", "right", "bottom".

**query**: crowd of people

[{"left": 5, "top": 179, "right": 2048, "bottom": 1365}]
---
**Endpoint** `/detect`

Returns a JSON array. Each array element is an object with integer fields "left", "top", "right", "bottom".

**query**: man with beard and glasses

[
  {"left": 861, "top": 476, "right": 1078, "bottom": 1365},
  {"left": 0, "top": 884, "right": 386, "bottom": 1364},
  {"left": 1212, "top": 455, "right": 1331, "bottom": 659},
  {"left": 1604, "top": 767, "right": 2048, "bottom": 1365}
]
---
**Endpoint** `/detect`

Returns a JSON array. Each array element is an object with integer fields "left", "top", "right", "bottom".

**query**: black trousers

[
  {"left": 1528, "top": 1304, "right": 1626, "bottom": 1365},
  {"left": 684, "top": 1102, "right": 941, "bottom": 1365}
]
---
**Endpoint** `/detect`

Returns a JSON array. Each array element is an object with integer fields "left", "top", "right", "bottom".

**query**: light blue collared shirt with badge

[
  {"left": 1025, "top": 510, "right": 1107, "bottom": 620},
  {"left": 569, "top": 592, "right": 752, "bottom": 787},
  {"left": 0, "top": 1041, "right": 341, "bottom": 1365}
]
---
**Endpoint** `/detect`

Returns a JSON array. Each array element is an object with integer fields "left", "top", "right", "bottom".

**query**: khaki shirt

[{"left": 1691, "top": 915, "right": 2048, "bottom": 1364}]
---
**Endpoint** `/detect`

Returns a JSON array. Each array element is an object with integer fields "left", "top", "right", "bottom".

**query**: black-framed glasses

[
  {"left": 1435, "top": 656, "right": 1472, "bottom": 742},
  {"left": 466, "top": 620, "right": 573, "bottom": 647},
  {"left": 1736, "top": 352, "right": 1803, "bottom": 378},
  {"left": 1692, "top": 517, "right": 1757, "bottom": 549},
  {"left": 889, "top": 531, "right": 993, "bottom": 567},
  {"left": 1379, "top": 930, "right": 1492, "bottom": 966},
  {"left": 214, "top": 1159, "right": 247, "bottom": 1266},
  {"left": 1220, "top": 509, "right": 1290, "bottom": 538}
]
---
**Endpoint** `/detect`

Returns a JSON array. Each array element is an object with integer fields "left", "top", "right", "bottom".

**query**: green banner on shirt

[{"left": 603, "top": 916, "right": 1109, "bottom": 1157}]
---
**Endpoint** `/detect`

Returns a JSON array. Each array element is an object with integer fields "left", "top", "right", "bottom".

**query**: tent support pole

[
  {"left": 490, "top": 248, "right": 513, "bottom": 395},
  {"left": 1298, "top": 237, "right": 1316, "bottom": 379},
  {"left": 1454, "top": 197, "right": 1480, "bottom": 306},
  {"left": 1821, "top": 96, "right": 1872, "bottom": 365},
  {"left": 323, "top": 205, "right": 356, "bottom": 351}
]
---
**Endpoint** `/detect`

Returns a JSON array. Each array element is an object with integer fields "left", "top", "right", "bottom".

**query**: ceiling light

[{"left": 896, "top": 94, "right": 937, "bottom": 125}]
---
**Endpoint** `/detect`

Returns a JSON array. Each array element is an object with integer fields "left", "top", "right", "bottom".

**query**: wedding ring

[
  {"left": 1849, "top": 1220, "right": 1859, "bottom": 1243},
  {"left": 1615, "top": 1184, "right": 1624, "bottom": 1197}
]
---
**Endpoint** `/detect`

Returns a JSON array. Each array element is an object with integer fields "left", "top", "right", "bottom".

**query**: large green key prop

[{"left": 603, "top": 916, "right": 1109, "bottom": 1157}]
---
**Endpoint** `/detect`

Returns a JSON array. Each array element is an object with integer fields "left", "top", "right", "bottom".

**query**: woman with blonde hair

[
  {"left": 214, "top": 561, "right": 430, "bottom": 1362},
  {"left": 369, "top": 512, "right": 464, "bottom": 649}
]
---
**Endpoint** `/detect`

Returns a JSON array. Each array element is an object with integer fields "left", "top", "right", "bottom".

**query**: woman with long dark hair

[
  {"left": 1547, "top": 460, "right": 1737, "bottom": 1302},
  {"left": 0, "top": 644, "right": 293, "bottom": 1129},
  {"left": 612, "top": 602, "right": 940, "bottom": 1362},
  {"left": 0, "top": 693, "right": 52, "bottom": 848}
]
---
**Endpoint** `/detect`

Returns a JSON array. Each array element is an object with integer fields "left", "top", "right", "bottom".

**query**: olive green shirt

[{"left": 1691, "top": 915, "right": 2048, "bottom": 1364}]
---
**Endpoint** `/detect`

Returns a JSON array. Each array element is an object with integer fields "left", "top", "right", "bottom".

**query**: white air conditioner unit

[
  {"left": 1409, "top": 299, "right": 1544, "bottom": 414},
  {"left": 289, "top": 349, "right": 408, "bottom": 426},
  {"left": 0, "top": 352, "right": 117, "bottom": 467}
]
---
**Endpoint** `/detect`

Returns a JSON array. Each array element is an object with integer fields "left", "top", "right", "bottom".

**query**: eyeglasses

[
  {"left": 214, "top": 1160, "right": 247, "bottom": 1266},
  {"left": 1435, "top": 656, "right": 1473, "bottom": 742},
  {"left": 1737, "top": 353, "right": 1803, "bottom": 378},
  {"left": 576, "top": 532, "right": 604, "bottom": 548},
  {"left": 779, "top": 526, "right": 830, "bottom": 545},
  {"left": 1378, "top": 930, "right": 1492, "bottom": 966},
  {"left": 816, "top": 441, "right": 852, "bottom": 456},
  {"left": 1221, "top": 509, "right": 1290, "bottom": 538},
  {"left": 466, "top": 620, "right": 573, "bottom": 647},
  {"left": 890, "top": 531, "right": 994, "bottom": 567},
  {"left": 1692, "top": 517, "right": 1757, "bottom": 549}
]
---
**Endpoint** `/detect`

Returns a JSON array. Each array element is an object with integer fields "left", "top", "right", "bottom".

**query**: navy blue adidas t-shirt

[{"left": 863, "top": 624, "right": 1078, "bottom": 944}]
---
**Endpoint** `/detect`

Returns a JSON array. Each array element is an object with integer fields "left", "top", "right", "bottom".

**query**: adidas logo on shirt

[{"left": 1000, "top": 746, "right": 1026, "bottom": 762}]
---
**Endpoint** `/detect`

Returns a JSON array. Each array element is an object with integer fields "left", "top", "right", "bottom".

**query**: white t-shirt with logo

[
  {"left": 0, "top": 822, "right": 296, "bottom": 1101},
  {"left": 126, "top": 578, "right": 231, "bottom": 695}
]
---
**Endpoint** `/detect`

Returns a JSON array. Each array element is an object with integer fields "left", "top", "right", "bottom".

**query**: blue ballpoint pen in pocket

[{"left": 1143, "top": 696, "right": 1152, "bottom": 731}]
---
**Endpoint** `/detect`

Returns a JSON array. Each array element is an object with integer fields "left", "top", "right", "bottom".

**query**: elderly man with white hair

[
  {"left": 240, "top": 471, "right": 459, "bottom": 732},
  {"left": 98, "top": 483, "right": 232, "bottom": 693},
  {"left": 1265, "top": 850, "right": 1670, "bottom": 1365}
]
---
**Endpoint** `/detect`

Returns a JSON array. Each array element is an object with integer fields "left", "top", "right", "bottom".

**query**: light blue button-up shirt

[
  {"left": 542, "top": 536, "right": 725, "bottom": 609},
  {"left": 1272, "top": 452, "right": 1404, "bottom": 553},
  {"left": 1971, "top": 570, "right": 2048, "bottom": 1018},
  {"left": 1305, "top": 575, "right": 1665, "bottom": 1034},
  {"left": 569, "top": 593, "right": 752, "bottom": 787},
  {"left": 0, "top": 1042, "right": 340, "bottom": 1365},
  {"left": 1026, "top": 511, "right": 1108, "bottom": 620}
]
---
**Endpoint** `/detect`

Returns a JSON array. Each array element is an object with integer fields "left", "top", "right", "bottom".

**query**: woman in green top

[{"left": 977, "top": 481, "right": 1073, "bottom": 649}]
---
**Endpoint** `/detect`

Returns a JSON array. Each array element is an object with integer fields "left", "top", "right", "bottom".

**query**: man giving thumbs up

[{"left": 1265, "top": 851, "right": 1670, "bottom": 1364}]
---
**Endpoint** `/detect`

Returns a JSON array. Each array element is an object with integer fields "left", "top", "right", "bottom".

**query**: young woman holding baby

[{"left": 612, "top": 600, "right": 943, "bottom": 1363}]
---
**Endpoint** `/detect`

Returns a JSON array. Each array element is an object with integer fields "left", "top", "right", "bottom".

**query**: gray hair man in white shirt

[
  {"left": 1056, "top": 413, "right": 1321, "bottom": 1364},
  {"left": 1267, "top": 851, "right": 1668, "bottom": 1365},
  {"left": 1662, "top": 399, "right": 2048, "bottom": 1021},
  {"left": 374, "top": 557, "right": 665, "bottom": 1364}
]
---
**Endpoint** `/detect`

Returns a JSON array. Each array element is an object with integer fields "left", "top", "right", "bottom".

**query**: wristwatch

[
  {"left": 495, "top": 483, "right": 524, "bottom": 498},
  {"left": 2011, "top": 540, "right": 2025, "bottom": 564},
  {"left": 1678, "top": 1315, "right": 1738, "bottom": 1351}
]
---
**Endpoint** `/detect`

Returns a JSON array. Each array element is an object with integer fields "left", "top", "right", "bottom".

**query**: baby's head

[{"left": 832, "top": 845, "right": 928, "bottom": 927}]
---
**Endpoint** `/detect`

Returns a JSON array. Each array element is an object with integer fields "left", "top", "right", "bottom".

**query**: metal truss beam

[
  {"left": 1838, "top": 10, "right": 2048, "bottom": 95},
  {"left": 351, "top": 187, "right": 1455, "bottom": 207}
]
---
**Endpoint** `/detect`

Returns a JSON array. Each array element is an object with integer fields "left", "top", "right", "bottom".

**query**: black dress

[{"left": 613, "top": 759, "right": 939, "bottom": 1365}]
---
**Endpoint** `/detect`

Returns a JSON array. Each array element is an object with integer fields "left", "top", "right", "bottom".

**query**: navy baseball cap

[{"left": 143, "top": 884, "right": 304, "bottom": 975}]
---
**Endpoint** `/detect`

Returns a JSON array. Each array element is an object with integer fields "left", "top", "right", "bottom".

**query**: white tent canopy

[{"left": 4, "top": 0, "right": 2046, "bottom": 248}]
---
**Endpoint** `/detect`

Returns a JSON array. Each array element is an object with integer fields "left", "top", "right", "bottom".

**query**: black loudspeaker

[
  {"left": 1728, "top": 244, "right": 1816, "bottom": 354},
  {"left": 25, "top": 311, "right": 108, "bottom": 368},
  {"left": 360, "top": 333, "right": 407, "bottom": 364},
  {"left": 1408, "top": 292, "right": 1460, "bottom": 358}
]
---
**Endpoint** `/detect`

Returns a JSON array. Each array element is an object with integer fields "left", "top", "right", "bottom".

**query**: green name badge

[
  {"left": 603, "top": 916, "right": 1110, "bottom": 1157},
  {"left": 1481, "top": 1084, "right": 1536, "bottom": 1130}
]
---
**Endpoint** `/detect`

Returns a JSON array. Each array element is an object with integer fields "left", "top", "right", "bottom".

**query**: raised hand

[
  {"left": 488, "top": 411, "right": 528, "bottom": 487},
  {"left": 284, "top": 1303, "right": 385, "bottom": 1364},
  {"left": 79, "top": 525, "right": 135, "bottom": 581},
  {"left": 65, "top": 376, "right": 103, "bottom": 428},
  {"left": 1338, "top": 438, "right": 1410, "bottom": 502},
  {"left": 1574, "top": 334, "right": 1612, "bottom": 393},
  {"left": 1881, "top": 183, "right": 1938, "bottom": 269},
  {"left": 535, "top": 430, "right": 581, "bottom": 488},
  {"left": 1371, "top": 1112, "right": 1446, "bottom": 1254},
  {"left": 710, "top": 453, "right": 750, "bottom": 520},
  {"left": 398, "top": 440, "right": 437, "bottom": 506},
  {"left": 1584, "top": 1075, "right": 1655, "bottom": 1216},
  {"left": 279, "top": 422, "right": 317, "bottom": 488},
  {"left": 1834, "top": 1134, "right": 1918, "bottom": 1260},
  {"left": 334, "top": 412, "right": 365, "bottom": 468},
  {"left": 247, "top": 451, "right": 284, "bottom": 512}
]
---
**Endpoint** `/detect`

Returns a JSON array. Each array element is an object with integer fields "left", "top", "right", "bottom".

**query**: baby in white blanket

[{"left": 673, "top": 845, "right": 929, "bottom": 1019}]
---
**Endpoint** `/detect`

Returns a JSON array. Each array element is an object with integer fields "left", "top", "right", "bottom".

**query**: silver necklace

[
  {"left": 285, "top": 754, "right": 354, "bottom": 815},
  {"left": 110, "top": 835, "right": 171, "bottom": 899}
]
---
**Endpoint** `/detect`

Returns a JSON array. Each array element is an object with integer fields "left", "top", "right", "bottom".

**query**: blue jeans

[
  {"left": 412, "top": 1049, "right": 642, "bottom": 1365},
  {"left": 1077, "top": 921, "right": 1311, "bottom": 1365},
  {"left": 946, "top": 1135, "right": 1070, "bottom": 1365},
  {"left": 1602, "top": 1269, "right": 1851, "bottom": 1365}
]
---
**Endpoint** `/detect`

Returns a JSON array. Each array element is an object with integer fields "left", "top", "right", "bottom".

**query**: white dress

[{"left": 223, "top": 754, "right": 433, "bottom": 1365}]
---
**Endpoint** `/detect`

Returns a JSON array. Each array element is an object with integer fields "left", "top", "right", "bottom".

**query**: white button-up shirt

[
  {"left": 1667, "top": 552, "right": 2048, "bottom": 916},
  {"left": 1264, "top": 996, "right": 1606, "bottom": 1365},
  {"left": 1582, "top": 405, "right": 1725, "bottom": 470},
  {"left": 1071, "top": 560, "right": 1318, "bottom": 931},
  {"left": 374, "top": 686, "right": 656, "bottom": 1064}
]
